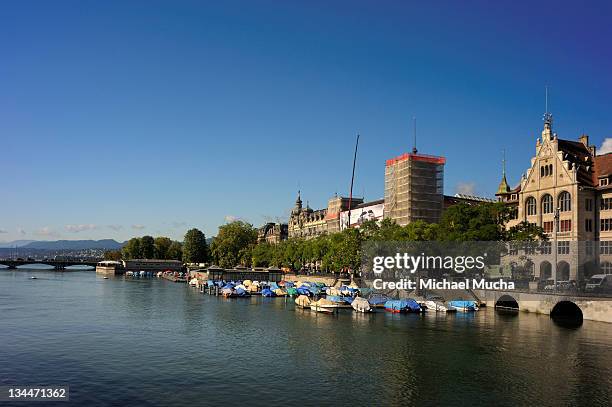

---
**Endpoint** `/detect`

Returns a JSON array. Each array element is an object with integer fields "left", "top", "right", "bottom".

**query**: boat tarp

[
  {"left": 448, "top": 300, "right": 477, "bottom": 309},
  {"left": 221, "top": 288, "right": 233, "bottom": 295},
  {"left": 274, "top": 288, "right": 287, "bottom": 296},
  {"left": 313, "top": 298, "right": 336, "bottom": 307},
  {"left": 235, "top": 287, "right": 247, "bottom": 296},
  {"left": 295, "top": 295, "right": 311, "bottom": 307},
  {"left": 342, "top": 296, "right": 355, "bottom": 304},
  {"left": 261, "top": 288, "right": 275, "bottom": 297},
  {"left": 243, "top": 280, "right": 253, "bottom": 287},
  {"left": 296, "top": 287, "right": 311, "bottom": 295},
  {"left": 286, "top": 287, "right": 298, "bottom": 296},
  {"left": 384, "top": 299, "right": 421, "bottom": 312},
  {"left": 351, "top": 297, "right": 371, "bottom": 312},
  {"left": 368, "top": 294, "right": 389, "bottom": 305},
  {"left": 327, "top": 287, "right": 341, "bottom": 296},
  {"left": 326, "top": 295, "right": 346, "bottom": 303},
  {"left": 269, "top": 282, "right": 279, "bottom": 290}
]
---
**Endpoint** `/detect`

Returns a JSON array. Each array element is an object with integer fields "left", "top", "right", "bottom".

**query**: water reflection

[{"left": 0, "top": 271, "right": 610, "bottom": 406}]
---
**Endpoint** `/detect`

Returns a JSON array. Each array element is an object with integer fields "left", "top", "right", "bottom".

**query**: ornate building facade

[
  {"left": 257, "top": 222, "right": 288, "bottom": 244},
  {"left": 288, "top": 192, "right": 363, "bottom": 239},
  {"left": 496, "top": 113, "right": 612, "bottom": 282}
]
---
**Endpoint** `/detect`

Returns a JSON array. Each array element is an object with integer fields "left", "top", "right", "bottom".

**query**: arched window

[
  {"left": 541, "top": 166, "right": 545, "bottom": 177},
  {"left": 601, "top": 262, "right": 612, "bottom": 275},
  {"left": 549, "top": 164, "right": 553, "bottom": 175},
  {"left": 526, "top": 196, "right": 537, "bottom": 216},
  {"left": 542, "top": 194, "right": 553, "bottom": 214},
  {"left": 559, "top": 191, "right": 571, "bottom": 212}
]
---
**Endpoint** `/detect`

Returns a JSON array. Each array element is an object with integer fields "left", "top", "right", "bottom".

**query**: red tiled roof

[{"left": 594, "top": 153, "right": 612, "bottom": 181}]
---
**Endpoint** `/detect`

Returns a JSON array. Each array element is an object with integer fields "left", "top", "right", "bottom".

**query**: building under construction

[{"left": 383, "top": 152, "right": 446, "bottom": 226}]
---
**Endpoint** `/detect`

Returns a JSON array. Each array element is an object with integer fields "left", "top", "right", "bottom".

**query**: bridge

[
  {"left": 0, "top": 259, "right": 99, "bottom": 270},
  {"left": 472, "top": 289, "right": 612, "bottom": 324}
]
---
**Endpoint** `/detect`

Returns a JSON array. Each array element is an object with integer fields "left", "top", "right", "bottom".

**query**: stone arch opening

[
  {"left": 556, "top": 261, "right": 570, "bottom": 281},
  {"left": 540, "top": 261, "right": 552, "bottom": 280},
  {"left": 495, "top": 294, "right": 519, "bottom": 310},
  {"left": 550, "top": 301, "right": 583, "bottom": 325}
]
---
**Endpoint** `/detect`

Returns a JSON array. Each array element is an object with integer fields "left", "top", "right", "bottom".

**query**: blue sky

[{"left": 2, "top": 0, "right": 611, "bottom": 242}]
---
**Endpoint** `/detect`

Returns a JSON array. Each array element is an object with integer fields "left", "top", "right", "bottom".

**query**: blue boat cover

[
  {"left": 368, "top": 294, "right": 389, "bottom": 305},
  {"left": 207, "top": 280, "right": 215, "bottom": 287},
  {"left": 326, "top": 295, "right": 346, "bottom": 303},
  {"left": 235, "top": 287, "right": 247, "bottom": 296},
  {"left": 296, "top": 287, "right": 310, "bottom": 295},
  {"left": 269, "top": 282, "right": 279, "bottom": 290},
  {"left": 384, "top": 299, "right": 421, "bottom": 312},
  {"left": 261, "top": 288, "right": 275, "bottom": 297},
  {"left": 285, "top": 282, "right": 295, "bottom": 288},
  {"left": 342, "top": 296, "right": 355, "bottom": 304},
  {"left": 223, "top": 283, "right": 235, "bottom": 289}
]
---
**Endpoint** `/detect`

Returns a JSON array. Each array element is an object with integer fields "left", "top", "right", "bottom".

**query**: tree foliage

[
  {"left": 182, "top": 228, "right": 209, "bottom": 264},
  {"left": 210, "top": 221, "right": 257, "bottom": 268}
]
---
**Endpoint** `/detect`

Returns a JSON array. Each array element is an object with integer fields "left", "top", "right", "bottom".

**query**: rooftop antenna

[
  {"left": 412, "top": 117, "right": 418, "bottom": 154},
  {"left": 347, "top": 133, "right": 360, "bottom": 229},
  {"left": 543, "top": 85, "right": 553, "bottom": 129}
]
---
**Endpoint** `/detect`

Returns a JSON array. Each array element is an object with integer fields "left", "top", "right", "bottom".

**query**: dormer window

[{"left": 600, "top": 178, "right": 609, "bottom": 187}]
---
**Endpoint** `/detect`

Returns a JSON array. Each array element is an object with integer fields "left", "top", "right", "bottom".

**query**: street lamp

[{"left": 553, "top": 207, "right": 560, "bottom": 290}]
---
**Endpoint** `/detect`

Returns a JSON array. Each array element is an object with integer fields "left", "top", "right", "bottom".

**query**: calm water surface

[{"left": 0, "top": 270, "right": 611, "bottom": 406}]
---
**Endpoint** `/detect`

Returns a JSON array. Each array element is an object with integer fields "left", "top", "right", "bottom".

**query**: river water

[{"left": 0, "top": 270, "right": 610, "bottom": 406}]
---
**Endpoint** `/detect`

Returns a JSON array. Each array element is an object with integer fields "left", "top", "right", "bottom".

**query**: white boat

[
  {"left": 30, "top": 276, "right": 37, "bottom": 280},
  {"left": 309, "top": 303, "right": 334, "bottom": 314},
  {"left": 351, "top": 297, "right": 373, "bottom": 313},
  {"left": 425, "top": 300, "right": 448, "bottom": 312}
]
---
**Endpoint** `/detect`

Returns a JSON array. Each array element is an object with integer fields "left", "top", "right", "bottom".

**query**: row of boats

[
  {"left": 192, "top": 278, "right": 480, "bottom": 314},
  {"left": 296, "top": 294, "right": 479, "bottom": 314}
]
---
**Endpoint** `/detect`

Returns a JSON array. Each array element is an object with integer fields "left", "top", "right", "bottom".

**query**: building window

[
  {"left": 602, "top": 262, "right": 612, "bottom": 275},
  {"left": 526, "top": 196, "right": 537, "bottom": 216},
  {"left": 601, "top": 218, "right": 612, "bottom": 232},
  {"left": 586, "top": 198, "right": 593, "bottom": 211},
  {"left": 541, "top": 194, "right": 553, "bottom": 214},
  {"left": 543, "top": 221, "right": 553, "bottom": 234},
  {"left": 557, "top": 241, "right": 570, "bottom": 255},
  {"left": 558, "top": 191, "right": 571, "bottom": 212},
  {"left": 585, "top": 219, "right": 593, "bottom": 232},
  {"left": 559, "top": 219, "right": 571, "bottom": 232},
  {"left": 540, "top": 241, "right": 552, "bottom": 255},
  {"left": 600, "top": 241, "right": 612, "bottom": 255},
  {"left": 601, "top": 197, "right": 612, "bottom": 210},
  {"left": 600, "top": 178, "right": 609, "bottom": 187}
]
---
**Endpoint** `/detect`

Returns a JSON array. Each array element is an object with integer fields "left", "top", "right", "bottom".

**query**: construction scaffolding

[{"left": 384, "top": 153, "right": 445, "bottom": 226}]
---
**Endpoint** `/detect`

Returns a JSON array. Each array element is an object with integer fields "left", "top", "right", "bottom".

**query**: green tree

[
  {"left": 154, "top": 236, "right": 173, "bottom": 259},
  {"left": 140, "top": 235, "right": 155, "bottom": 259},
  {"left": 210, "top": 221, "right": 257, "bottom": 268},
  {"left": 167, "top": 241, "right": 183, "bottom": 261},
  {"left": 103, "top": 249, "right": 122, "bottom": 261},
  {"left": 122, "top": 238, "right": 142, "bottom": 259},
  {"left": 183, "top": 228, "right": 209, "bottom": 264}
]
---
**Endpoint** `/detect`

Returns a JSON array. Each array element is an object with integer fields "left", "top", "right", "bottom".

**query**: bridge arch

[
  {"left": 539, "top": 261, "right": 552, "bottom": 280},
  {"left": 495, "top": 294, "right": 519, "bottom": 310},
  {"left": 556, "top": 261, "right": 570, "bottom": 281},
  {"left": 550, "top": 300, "right": 583, "bottom": 325}
]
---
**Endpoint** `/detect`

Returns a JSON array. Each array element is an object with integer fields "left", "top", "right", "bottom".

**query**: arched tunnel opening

[
  {"left": 550, "top": 301, "right": 583, "bottom": 327},
  {"left": 495, "top": 294, "right": 519, "bottom": 310}
]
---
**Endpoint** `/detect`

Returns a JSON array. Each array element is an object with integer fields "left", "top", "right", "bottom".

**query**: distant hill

[
  {"left": 20, "top": 239, "right": 124, "bottom": 250},
  {"left": 0, "top": 240, "right": 36, "bottom": 248}
]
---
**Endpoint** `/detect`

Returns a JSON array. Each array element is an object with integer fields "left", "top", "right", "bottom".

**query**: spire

[
  {"left": 295, "top": 190, "right": 302, "bottom": 210},
  {"left": 496, "top": 149, "right": 511, "bottom": 195},
  {"left": 543, "top": 86, "right": 553, "bottom": 133}
]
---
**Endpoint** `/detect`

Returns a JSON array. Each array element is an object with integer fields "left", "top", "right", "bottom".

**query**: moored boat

[
  {"left": 351, "top": 297, "right": 372, "bottom": 313},
  {"left": 424, "top": 300, "right": 449, "bottom": 312},
  {"left": 384, "top": 299, "right": 422, "bottom": 313},
  {"left": 448, "top": 300, "right": 479, "bottom": 312},
  {"left": 295, "top": 295, "right": 311, "bottom": 309}
]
